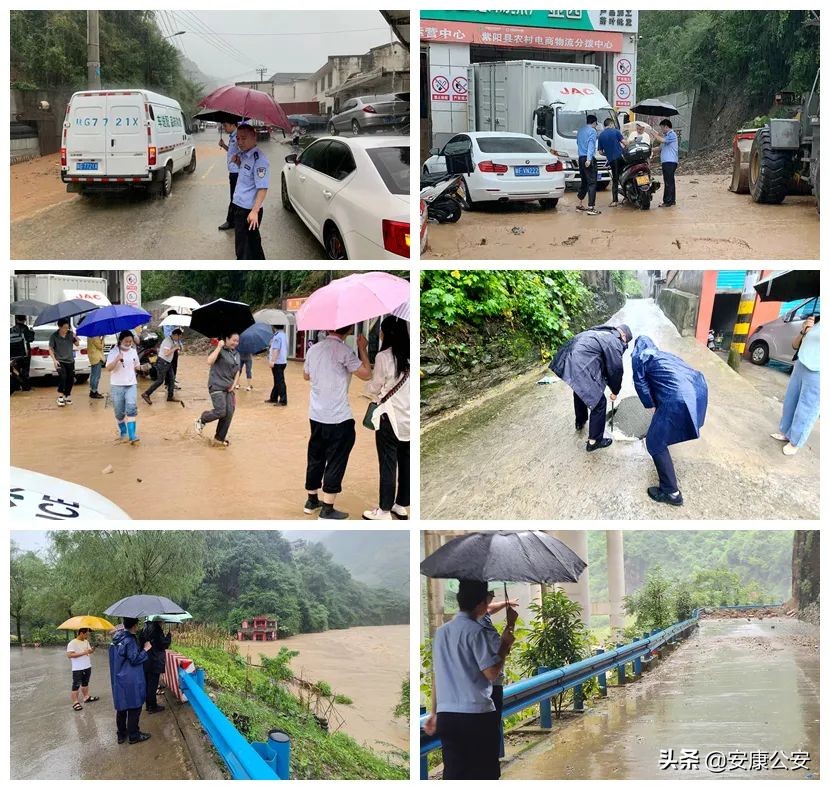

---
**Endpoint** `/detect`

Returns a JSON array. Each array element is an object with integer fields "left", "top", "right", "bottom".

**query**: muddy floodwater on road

[
  {"left": 421, "top": 298, "right": 820, "bottom": 520},
  {"left": 11, "top": 138, "right": 324, "bottom": 260},
  {"left": 422, "top": 175, "right": 819, "bottom": 260},
  {"left": 237, "top": 624, "right": 409, "bottom": 755},
  {"left": 10, "top": 355, "right": 383, "bottom": 520},
  {"left": 11, "top": 646, "right": 198, "bottom": 780},
  {"left": 502, "top": 618, "right": 819, "bottom": 780}
]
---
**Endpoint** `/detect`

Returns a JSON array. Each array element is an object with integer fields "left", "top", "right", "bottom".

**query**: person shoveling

[
  {"left": 549, "top": 323, "right": 633, "bottom": 451},
  {"left": 632, "top": 335, "right": 708, "bottom": 506}
]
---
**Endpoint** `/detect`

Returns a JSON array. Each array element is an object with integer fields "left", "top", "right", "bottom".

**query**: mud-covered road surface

[
  {"left": 502, "top": 617, "right": 820, "bottom": 780},
  {"left": 421, "top": 298, "right": 820, "bottom": 520},
  {"left": 11, "top": 646, "right": 199, "bottom": 779},
  {"left": 10, "top": 138, "right": 324, "bottom": 260},
  {"left": 422, "top": 175, "right": 819, "bottom": 260},
  {"left": 11, "top": 355, "right": 384, "bottom": 520}
]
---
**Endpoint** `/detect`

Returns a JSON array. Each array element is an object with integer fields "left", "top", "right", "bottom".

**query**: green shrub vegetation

[{"left": 177, "top": 644, "right": 407, "bottom": 780}]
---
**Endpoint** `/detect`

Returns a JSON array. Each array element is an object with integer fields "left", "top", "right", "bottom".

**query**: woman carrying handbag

[{"left": 363, "top": 316, "right": 410, "bottom": 520}]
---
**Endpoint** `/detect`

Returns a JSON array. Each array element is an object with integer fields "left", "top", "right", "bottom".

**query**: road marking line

[{"left": 201, "top": 164, "right": 215, "bottom": 180}]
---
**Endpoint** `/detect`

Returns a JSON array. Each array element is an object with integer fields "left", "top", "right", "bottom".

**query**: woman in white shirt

[
  {"left": 363, "top": 316, "right": 410, "bottom": 520},
  {"left": 105, "top": 330, "right": 143, "bottom": 444}
]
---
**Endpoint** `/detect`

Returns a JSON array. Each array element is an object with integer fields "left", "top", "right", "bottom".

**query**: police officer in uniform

[
  {"left": 217, "top": 119, "right": 240, "bottom": 231},
  {"left": 231, "top": 123, "right": 269, "bottom": 260}
]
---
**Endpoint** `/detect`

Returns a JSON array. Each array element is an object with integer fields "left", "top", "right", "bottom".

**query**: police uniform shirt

[
  {"left": 227, "top": 130, "right": 240, "bottom": 174},
  {"left": 233, "top": 146, "right": 270, "bottom": 210}
]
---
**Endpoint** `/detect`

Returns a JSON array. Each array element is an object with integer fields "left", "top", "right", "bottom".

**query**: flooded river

[
  {"left": 503, "top": 618, "right": 819, "bottom": 779},
  {"left": 236, "top": 624, "right": 409, "bottom": 754}
]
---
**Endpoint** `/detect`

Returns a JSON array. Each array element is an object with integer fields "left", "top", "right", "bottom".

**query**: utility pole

[
  {"left": 256, "top": 66, "right": 268, "bottom": 82},
  {"left": 86, "top": 11, "right": 101, "bottom": 89},
  {"left": 727, "top": 270, "right": 761, "bottom": 371}
]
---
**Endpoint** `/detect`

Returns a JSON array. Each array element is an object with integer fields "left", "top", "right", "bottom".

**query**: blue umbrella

[
  {"left": 75, "top": 305, "right": 151, "bottom": 337},
  {"left": 238, "top": 322, "right": 274, "bottom": 355},
  {"left": 33, "top": 299, "right": 98, "bottom": 327}
]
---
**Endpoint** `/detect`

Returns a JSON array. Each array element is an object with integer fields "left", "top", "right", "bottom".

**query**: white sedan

[
  {"left": 281, "top": 135, "right": 410, "bottom": 260},
  {"left": 28, "top": 324, "right": 91, "bottom": 381},
  {"left": 422, "top": 131, "right": 565, "bottom": 209}
]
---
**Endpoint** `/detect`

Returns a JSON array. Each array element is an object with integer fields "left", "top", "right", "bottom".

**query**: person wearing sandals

[
  {"left": 194, "top": 332, "right": 241, "bottom": 447},
  {"left": 67, "top": 628, "right": 100, "bottom": 711},
  {"left": 575, "top": 114, "right": 601, "bottom": 216},
  {"left": 363, "top": 315, "right": 410, "bottom": 520},
  {"left": 772, "top": 315, "right": 820, "bottom": 456}
]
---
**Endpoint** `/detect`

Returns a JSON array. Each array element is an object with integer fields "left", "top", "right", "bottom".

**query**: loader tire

[{"left": 749, "top": 126, "right": 794, "bottom": 204}]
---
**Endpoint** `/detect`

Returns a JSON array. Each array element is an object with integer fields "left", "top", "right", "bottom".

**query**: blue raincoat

[
  {"left": 632, "top": 336, "right": 708, "bottom": 456},
  {"left": 109, "top": 628, "right": 148, "bottom": 711},
  {"left": 550, "top": 325, "right": 627, "bottom": 408}
]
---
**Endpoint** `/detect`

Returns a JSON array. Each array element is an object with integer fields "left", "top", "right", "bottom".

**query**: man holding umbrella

[
  {"left": 423, "top": 580, "right": 517, "bottom": 779},
  {"left": 550, "top": 323, "right": 633, "bottom": 451},
  {"left": 231, "top": 123, "right": 270, "bottom": 260},
  {"left": 109, "top": 618, "right": 152, "bottom": 744},
  {"left": 217, "top": 119, "right": 241, "bottom": 232}
]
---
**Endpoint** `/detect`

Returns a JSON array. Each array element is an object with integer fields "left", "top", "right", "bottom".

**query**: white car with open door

[
  {"left": 61, "top": 89, "right": 196, "bottom": 197},
  {"left": 281, "top": 135, "right": 410, "bottom": 260},
  {"left": 422, "top": 131, "right": 565, "bottom": 209}
]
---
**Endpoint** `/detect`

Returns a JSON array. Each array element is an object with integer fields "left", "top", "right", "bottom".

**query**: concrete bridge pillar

[
  {"left": 551, "top": 530, "right": 590, "bottom": 626},
  {"left": 606, "top": 530, "right": 626, "bottom": 632},
  {"left": 423, "top": 532, "right": 445, "bottom": 638}
]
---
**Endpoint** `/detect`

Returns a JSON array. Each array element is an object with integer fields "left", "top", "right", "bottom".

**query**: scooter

[
  {"left": 136, "top": 332, "right": 160, "bottom": 380},
  {"left": 619, "top": 142, "right": 661, "bottom": 210},
  {"left": 420, "top": 173, "right": 465, "bottom": 223}
]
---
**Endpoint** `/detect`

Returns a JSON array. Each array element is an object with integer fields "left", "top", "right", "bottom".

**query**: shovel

[{"left": 610, "top": 399, "right": 617, "bottom": 433}]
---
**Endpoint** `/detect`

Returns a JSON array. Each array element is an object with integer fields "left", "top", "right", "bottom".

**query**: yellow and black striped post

[{"left": 727, "top": 270, "right": 761, "bottom": 371}]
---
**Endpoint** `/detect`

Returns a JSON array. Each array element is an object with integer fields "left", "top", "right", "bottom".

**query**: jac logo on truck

[
  {"left": 73, "top": 291, "right": 106, "bottom": 302},
  {"left": 560, "top": 87, "right": 595, "bottom": 96}
]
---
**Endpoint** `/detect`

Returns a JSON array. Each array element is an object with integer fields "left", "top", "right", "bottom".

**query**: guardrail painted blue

[
  {"left": 419, "top": 602, "right": 783, "bottom": 777},
  {"left": 178, "top": 667, "right": 284, "bottom": 780}
]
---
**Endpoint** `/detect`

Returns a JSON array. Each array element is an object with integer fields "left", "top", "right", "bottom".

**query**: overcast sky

[
  {"left": 11, "top": 531, "right": 49, "bottom": 555},
  {"left": 152, "top": 10, "right": 398, "bottom": 83}
]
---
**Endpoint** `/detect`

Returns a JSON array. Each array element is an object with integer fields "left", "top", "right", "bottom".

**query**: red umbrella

[{"left": 197, "top": 85, "right": 291, "bottom": 131}]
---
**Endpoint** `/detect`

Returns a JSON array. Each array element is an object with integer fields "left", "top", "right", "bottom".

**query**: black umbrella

[
  {"left": 10, "top": 298, "right": 50, "bottom": 316},
  {"left": 33, "top": 299, "right": 98, "bottom": 327},
  {"left": 189, "top": 298, "right": 255, "bottom": 338},
  {"left": 104, "top": 595, "right": 186, "bottom": 619},
  {"left": 631, "top": 98, "right": 679, "bottom": 117},
  {"left": 194, "top": 108, "right": 244, "bottom": 124},
  {"left": 421, "top": 531, "right": 587, "bottom": 603},
  {"left": 754, "top": 270, "right": 820, "bottom": 303}
]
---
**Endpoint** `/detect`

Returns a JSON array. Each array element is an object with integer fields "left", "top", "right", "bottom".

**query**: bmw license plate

[
  {"left": 515, "top": 166, "right": 539, "bottom": 177},
  {"left": 76, "top": 162, "right": 98, "bottom": 171},
  {"left": 636, "top": 174, "right": 650, "bottom": 186}
]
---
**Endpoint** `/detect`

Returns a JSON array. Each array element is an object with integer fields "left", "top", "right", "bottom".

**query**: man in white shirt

[
  {"left": 67, "top": 628, "right": 100, "bottom": 711},
  {"left": 142, "top": 328, "right": 182, "bottom": 405},
  {"left": 302, "top": 325, "right": 371, "bottom": 520}
]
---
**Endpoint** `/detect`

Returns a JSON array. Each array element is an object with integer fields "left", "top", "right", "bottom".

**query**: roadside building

[
  {"left": 237, "top": 616, "right": 278, "bottom": 641},
  {"left": 649, "top": 270, "right": 817, "bottom": 352},
  {"left": 420, "top": 9, "right": 639, "bottom": 152}
]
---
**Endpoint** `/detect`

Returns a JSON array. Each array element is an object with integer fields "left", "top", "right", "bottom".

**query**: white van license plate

[
  {"left": 76, "top": 162, "right": 99, "bottom": 171},
  {"left": 515, "top": 166, "right": 539, "bottom": 177}
]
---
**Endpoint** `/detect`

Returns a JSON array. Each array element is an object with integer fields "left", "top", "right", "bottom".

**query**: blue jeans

[
  {"left": 111, "top": 384, "right": 138, "bottom": 423},
  {"left": 89, "top": 361, "right": 103, "bottom": 393},
  {"left": 239, "top": 356, "right": 253, "bottom": 379},
  {"left": 780, "top": 360, "right": 820, "bottom": 447}
]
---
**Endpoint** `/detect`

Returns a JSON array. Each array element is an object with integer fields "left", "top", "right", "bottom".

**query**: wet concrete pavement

[
  {"left": 11, "top": 646, "right": 199, "bottom": 779},
  {"left": 11, "top": 355, "right": 385, "bottom": 520},
  {"left": 421, "top": 298, "right": 820, "bottom": 520},
  {"left": 502, "top": 618, "right": 820, "bottom": 780},
  {"left": 422, "top": 174, "right": 819, "bottom": 260},
  {"left": 11, "top": 137, "right": 324, "bottom": 260}
]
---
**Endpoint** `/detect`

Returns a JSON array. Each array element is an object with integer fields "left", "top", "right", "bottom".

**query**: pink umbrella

[
  {"left": 296, "top": 272, "right": 410, "bottom": 331},
  {"left": 197, "top": 85, "right": 291, "bottom": 131}
]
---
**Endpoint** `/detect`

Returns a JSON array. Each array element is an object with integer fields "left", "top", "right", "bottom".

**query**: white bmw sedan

[
  {"left": 422, "top": 131, "right": 565, "bottom": 209},
  {"left": 281, "top": 135, "right": 410, "bottom": 260}
]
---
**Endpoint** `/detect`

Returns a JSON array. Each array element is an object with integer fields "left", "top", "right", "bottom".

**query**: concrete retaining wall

[{"left": 657, "top": 287, "right": 700, "bottom": 337}]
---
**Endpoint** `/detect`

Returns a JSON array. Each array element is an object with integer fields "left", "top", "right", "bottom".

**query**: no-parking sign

[
  {"left": 613, "top": 53, "right": 636, "bottom": 108},
  {"left": 124, "top": 270, "right": 141, "bottom": 306}
]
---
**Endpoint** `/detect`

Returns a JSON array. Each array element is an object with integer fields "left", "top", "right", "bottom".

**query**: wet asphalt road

[
  {"left": 11, "top": 646, "right": 198, "bottom": 779},
  {"left": 10, "top": 137, "right": 325, "bottom": 260},
  {"left": 421, "top": 298, "right": 820, "bottom": 520},
  {"left": 502, "top": 618, "right": 819, "bottom": 780}
]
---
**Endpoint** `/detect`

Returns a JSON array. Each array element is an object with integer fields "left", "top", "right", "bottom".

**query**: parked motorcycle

[
  {"left": 420, "top": 173, "right": 465, "bottom": 223},
  {"left": 619, "top": 142, "right": 661, "bottom": 210},
  {"left": 136, "top": 332, "right": 160, "bottom": 380}
]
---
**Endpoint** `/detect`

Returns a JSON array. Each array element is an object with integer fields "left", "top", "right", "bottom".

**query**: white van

[{"left": 61, "top": 89, "right": 196, "bottom": 197}]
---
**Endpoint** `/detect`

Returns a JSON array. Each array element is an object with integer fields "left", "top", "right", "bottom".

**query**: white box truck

[
  {"left": 60, "top": 89, "right": 197, "bottom": 197},
  {"left": 468, "top": 60, "right": 618, "bottom": 188}
]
